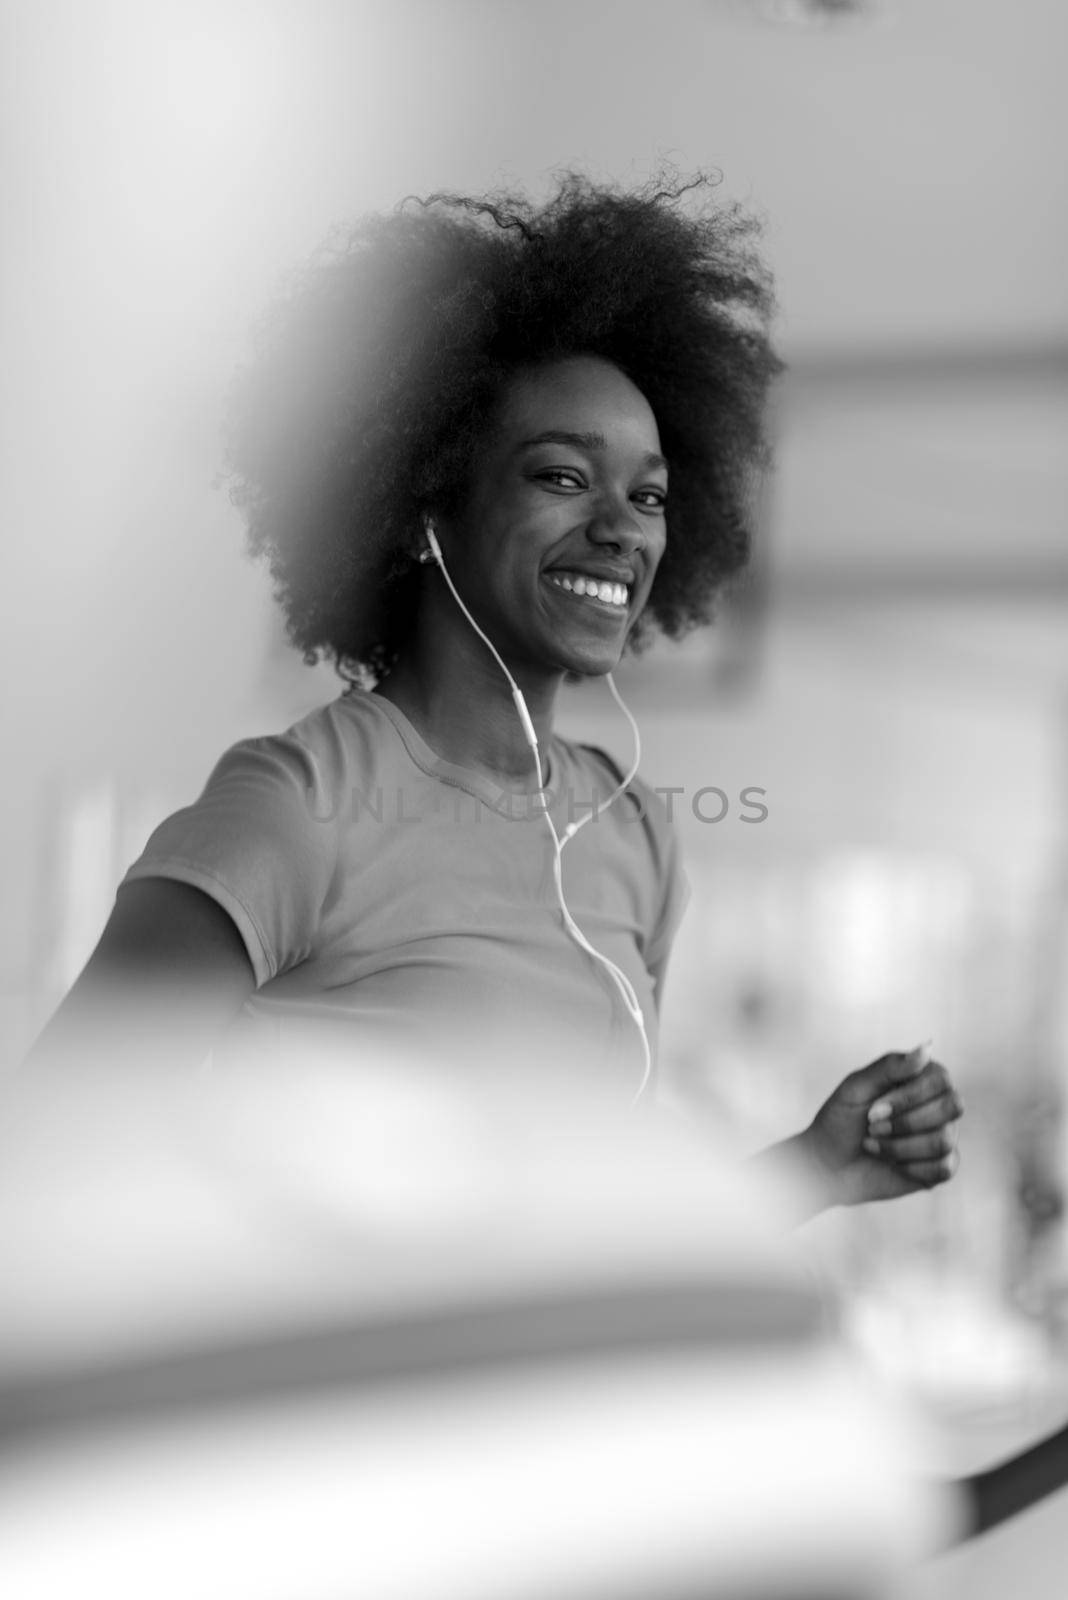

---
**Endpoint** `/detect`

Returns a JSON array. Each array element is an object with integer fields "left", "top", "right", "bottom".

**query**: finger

[
  {"left": 898, "top": 1149, "right": 960, "bottom": 1189},
  {"left": 864, "top": 1127, "right": 957, "bottom": 1164},
  {"left": 867, "top": 1089, "right": 964, "bottom": 1140},
  {"left": 843, "top": 1039, "right": 934, "bottom": 1104},
  {"left": 866, "top": 1061, "right": 956, "bottom": 1124}
]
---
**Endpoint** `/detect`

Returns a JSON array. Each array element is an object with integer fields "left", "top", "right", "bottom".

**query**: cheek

[{"left": 643, "top": 533, "right": 668, "bottom": 588}]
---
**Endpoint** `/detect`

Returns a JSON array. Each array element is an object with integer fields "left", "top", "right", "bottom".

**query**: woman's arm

[{"left": 25, "top": 879, "right": 257, "bottom": 1075}]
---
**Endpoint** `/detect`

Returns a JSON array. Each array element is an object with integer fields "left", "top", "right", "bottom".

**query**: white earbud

[{"left": 418, "top": 519, "right": 441, "bottom": 565}]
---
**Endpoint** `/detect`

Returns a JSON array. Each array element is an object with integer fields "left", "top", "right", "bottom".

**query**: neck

[{"left": 374, "top": 610, "right": 561, "bottom": 790}]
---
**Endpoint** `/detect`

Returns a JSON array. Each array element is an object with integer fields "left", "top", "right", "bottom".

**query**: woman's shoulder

[
  {"left": 557, "top": 739, "right": 681, "bottom": 890},
  {"left": 217, "top": 689, "right": 400, "bottom": 789},
  {"left": 559, "top": 738, "right": 671, "bottom": 824}
]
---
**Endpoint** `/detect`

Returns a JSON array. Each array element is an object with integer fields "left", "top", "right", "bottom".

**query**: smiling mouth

[{"left": 546, "top": 572, "right": 630, "bottom": 610}]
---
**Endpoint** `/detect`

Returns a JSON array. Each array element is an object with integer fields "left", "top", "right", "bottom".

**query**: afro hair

[{"left": 220, "top": 169, "right": 783, "bottom": 684}]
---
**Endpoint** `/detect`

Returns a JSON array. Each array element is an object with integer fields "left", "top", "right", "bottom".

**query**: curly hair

[{"left": 220, "top": 169, "right": 783, "bottom": 684}]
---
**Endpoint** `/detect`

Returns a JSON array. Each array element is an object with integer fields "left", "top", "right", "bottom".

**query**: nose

[{"left": 586, "top": 493, "right": 646, "bottom": 554}]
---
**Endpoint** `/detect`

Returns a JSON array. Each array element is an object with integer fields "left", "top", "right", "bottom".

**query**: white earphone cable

[{"left": 423, "top": 525, "right": 652, "bottom": 1103}]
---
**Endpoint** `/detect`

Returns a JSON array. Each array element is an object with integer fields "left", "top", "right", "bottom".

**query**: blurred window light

[{"left": 811, "top": 850, "right": 971, "bottom": 1010}]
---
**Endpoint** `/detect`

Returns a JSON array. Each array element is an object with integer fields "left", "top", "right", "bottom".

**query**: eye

[
  {"left": 534, "top": 468, "right": 586, "bottom": 490},
  {"left": 632, "top": 487, "right": 668, "bottom": 511}
]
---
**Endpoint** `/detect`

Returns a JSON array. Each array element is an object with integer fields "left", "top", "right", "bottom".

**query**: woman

[{"left": 29, "top": 172, "right": 961, "bottom": 1211}]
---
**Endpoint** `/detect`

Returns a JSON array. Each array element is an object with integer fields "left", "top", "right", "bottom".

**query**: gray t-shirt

[{"left": 121, "top": 690, "right": 688, "bottom": 1095}]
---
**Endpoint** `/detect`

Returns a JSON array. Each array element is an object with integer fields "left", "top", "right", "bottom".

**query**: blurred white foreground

[{"left": 0, "top": 1043, "right": 962, "bottom": 1599}]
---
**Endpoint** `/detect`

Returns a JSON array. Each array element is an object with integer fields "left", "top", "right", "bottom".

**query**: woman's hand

[{"left": 801, "top": 1042, "right": 964, "bottom": 1208}]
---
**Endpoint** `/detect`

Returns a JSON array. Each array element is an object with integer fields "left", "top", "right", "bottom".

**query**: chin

[{"left": 553, "top": 645, "right": 622, "bottom": 679}]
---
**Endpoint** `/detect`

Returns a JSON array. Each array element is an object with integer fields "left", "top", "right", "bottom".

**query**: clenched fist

[{"left": 802, "top": 1041, "right": 963, "bottom": 1207}]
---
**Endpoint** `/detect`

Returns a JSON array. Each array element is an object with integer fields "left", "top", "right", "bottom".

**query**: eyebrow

[{"left": 516, "top": 430, "right": 668, "bottom": 473}]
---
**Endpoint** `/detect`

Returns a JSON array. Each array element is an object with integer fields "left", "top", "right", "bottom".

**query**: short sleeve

[{"left": 119, "top": 732, "right": 339, "bottom": 987}]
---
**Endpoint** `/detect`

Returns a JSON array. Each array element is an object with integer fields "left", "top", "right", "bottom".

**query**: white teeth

[{"left": 547, "top": 572, "right": 630, "bottom": 608}]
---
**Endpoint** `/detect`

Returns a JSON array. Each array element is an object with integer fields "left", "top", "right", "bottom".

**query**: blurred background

[{"left": 2, "top": 1, "right": 1066, "bottom": 1589}]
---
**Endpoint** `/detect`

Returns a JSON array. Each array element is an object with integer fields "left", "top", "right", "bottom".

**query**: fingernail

[
  {"left": 862, "top": 1137, "right": 881, "bottom": 1156},
  {"left": 899, "top": 1039, "right": 932, "bottom": 1075},
  {"left": 869, "top": 1119, "right": 892, "bottom": 1138},
  {"left": 868, "top": 1099, "right": 894, "bottom": 1123}
]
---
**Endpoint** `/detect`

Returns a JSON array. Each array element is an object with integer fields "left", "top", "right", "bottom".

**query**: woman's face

[{"left": 433, "top": 355, "right": 668, "bottom": 680}]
